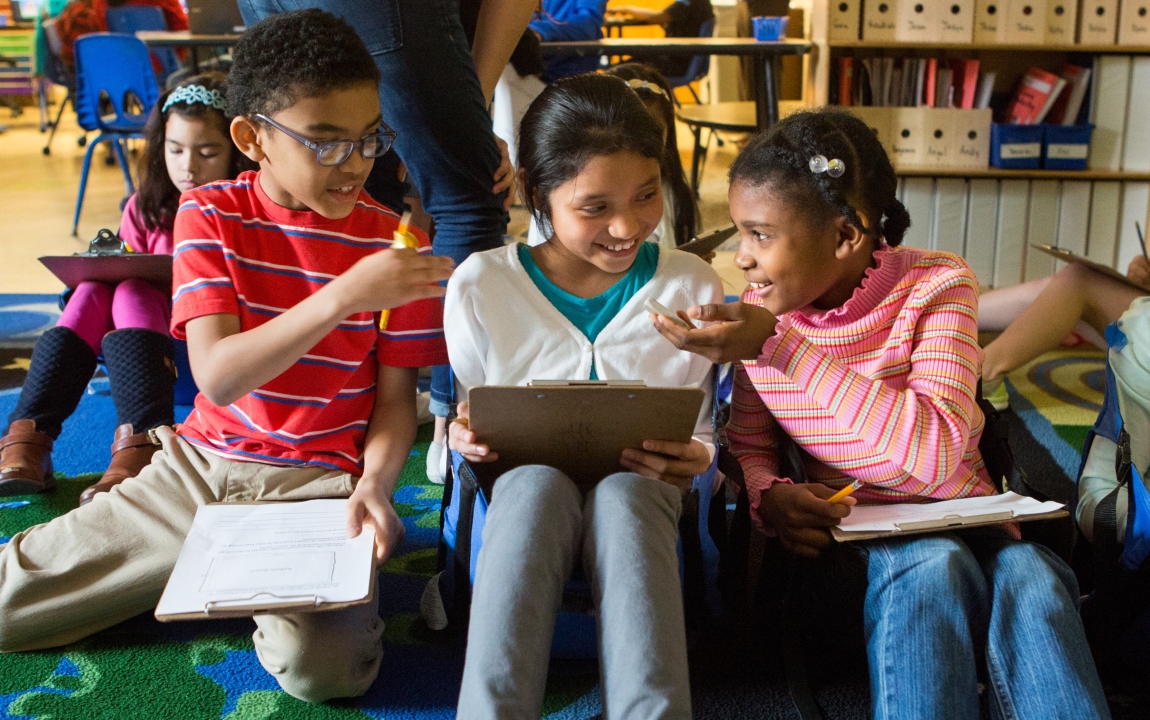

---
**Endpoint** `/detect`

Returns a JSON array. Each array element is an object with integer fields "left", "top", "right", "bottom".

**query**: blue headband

[{"left": 162, "top": 84, "right": 225, "bottom": 114}]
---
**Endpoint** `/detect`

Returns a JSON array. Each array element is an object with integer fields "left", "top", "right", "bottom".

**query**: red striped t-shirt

[{"left": 171, "top": 170, "right": 447, "bottom": 473}]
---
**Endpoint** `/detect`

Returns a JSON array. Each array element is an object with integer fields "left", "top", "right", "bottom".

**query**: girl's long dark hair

[
  {"left": 604, "top": 63, "right": 699, "bottom": 246},
  {"left": 518, "top": 73, "right": 666, "bottom": 238},
  {"left": 136, "top": 73, "right": 254, "bottom": 233}
]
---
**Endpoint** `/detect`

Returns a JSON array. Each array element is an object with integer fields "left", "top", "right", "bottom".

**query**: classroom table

[
  {"left": 539, "top": 37, "right": 810, "bottom": 131},
  {"left": 135, "top": 30, "right": 238, "bottom": 72}
]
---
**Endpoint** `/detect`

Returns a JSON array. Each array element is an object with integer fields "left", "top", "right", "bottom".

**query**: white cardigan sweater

[{"left": 444, "top": 243, "right": 725, "bottom": 450}]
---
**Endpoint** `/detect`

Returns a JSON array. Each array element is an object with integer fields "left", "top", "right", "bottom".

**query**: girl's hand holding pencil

[{"left": 760, "top": 482, "right": 857, "bottom": 558}]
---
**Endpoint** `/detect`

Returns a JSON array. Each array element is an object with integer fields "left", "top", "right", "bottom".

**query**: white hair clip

[
  {"left": 809, "top": 154, "right": 846, "bottom": 178},
  {"left": 162, "top": 84, "right": 226, "bottom": 114},
  {"left": 624, "top": 78, "right": 670, "bottom": 102}
]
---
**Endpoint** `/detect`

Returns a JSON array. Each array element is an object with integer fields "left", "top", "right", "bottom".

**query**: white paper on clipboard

[
  {"left": 155, "top": 499, "right": 374, "bottom": 620},
  {"left": 832, "top": 492, "right": 1066, "bottom": 539}
]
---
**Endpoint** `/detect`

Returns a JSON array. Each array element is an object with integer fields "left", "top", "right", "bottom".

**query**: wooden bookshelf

[
  {"left": 828, "top": 41, "right": 1150, "bottom": 54},
  {"left": 893, "top": 168, "right": 1150, "bottom": 181}
]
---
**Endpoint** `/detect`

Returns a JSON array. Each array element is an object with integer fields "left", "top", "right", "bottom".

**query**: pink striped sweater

[{"left": 728, "top": 245, "right": 996, "bottom": 522}]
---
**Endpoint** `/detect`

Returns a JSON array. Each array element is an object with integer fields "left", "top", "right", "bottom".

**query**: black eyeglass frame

[{"left": 253, "top": 113, "right": 396, "bottom": 166}]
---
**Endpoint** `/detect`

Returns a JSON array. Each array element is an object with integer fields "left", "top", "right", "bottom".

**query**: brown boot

[
  {"left": 0, "top": 419, "right": 55, "bottom": 496},
  {"left": 79, "top": 424, "right": 162, "bottom": 505}
]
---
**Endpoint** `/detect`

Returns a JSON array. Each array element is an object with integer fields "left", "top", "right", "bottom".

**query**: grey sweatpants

[
  {"left": 0, "top": 428, "right": 385, "bottom": 703},
  {"left": 456, "top": 466, "right": 692, "bottom": 720}
]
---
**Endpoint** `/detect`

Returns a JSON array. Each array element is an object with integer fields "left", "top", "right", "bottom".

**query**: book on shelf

[
  {"left": 1005, "top": 67, "right": 1063, "bottom": 125},
  {"left": 1045, "top": 64, "right": 1092, "bottom": 126}
]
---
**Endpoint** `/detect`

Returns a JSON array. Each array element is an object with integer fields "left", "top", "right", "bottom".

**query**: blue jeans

[
  {"left": 808, "top": 529, "right": 1110, "bottom": 720},
  {"left": 237, "top": 0, "right": 507, "bottom": 416}
]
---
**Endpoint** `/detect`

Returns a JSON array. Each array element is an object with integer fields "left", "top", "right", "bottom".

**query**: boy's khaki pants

[{"left": 0, "top": 427, "right": 385, "bottom": 703}]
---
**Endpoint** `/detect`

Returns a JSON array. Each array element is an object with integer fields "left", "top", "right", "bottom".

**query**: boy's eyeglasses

[{"left": 253, "top": 113, "right": 396, "bottom": 166}]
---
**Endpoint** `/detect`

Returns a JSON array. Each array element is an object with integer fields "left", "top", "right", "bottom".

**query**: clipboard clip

[
  {"left": 895, "top": 510, "right": 1015, "bottom": 533},
  {"left": 81, "top": 229, "right": 129, "bottom": 256},
  {"left": 204, "top": 593, "right": 320, "bottom": 615}
]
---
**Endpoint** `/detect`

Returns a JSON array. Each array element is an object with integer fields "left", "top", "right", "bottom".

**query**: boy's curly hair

[{"left": 227, "top": 9, "right": 380, "bottom": 119}]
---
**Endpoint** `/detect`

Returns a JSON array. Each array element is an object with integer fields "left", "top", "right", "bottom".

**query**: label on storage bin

[
  {"left": 1000, "top": 142, "right": 1042, "bottom": 159},
  {"left": 1047, "top": 143, "right": 1089, "bottom": 160}
]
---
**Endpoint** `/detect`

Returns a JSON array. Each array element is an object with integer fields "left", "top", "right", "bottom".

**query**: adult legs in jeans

[
  {"left": 457, "top": 467, "right": 689, "bottom": 720},
  {"left": 861, "top": 530, "right": 1110, "bottom": 720}
]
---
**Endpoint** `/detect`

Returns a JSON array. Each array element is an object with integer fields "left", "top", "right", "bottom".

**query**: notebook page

[{"left": 836, "top": 492, "right": 1065, "bottom": 534}]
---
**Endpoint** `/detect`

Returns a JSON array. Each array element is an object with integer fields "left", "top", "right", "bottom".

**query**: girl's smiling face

[
  {"left": 163, "top": 113, "right": 233, "bottom": 193},
  {"left": 730, "top": 180, "right": 873, "bottom": 316},
  {"left": 544, "top": 150, "right": 664, "bottom": 276}
]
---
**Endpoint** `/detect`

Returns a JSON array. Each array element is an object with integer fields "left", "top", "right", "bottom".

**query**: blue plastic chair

[
  {"left": 664, "top": 17, "right": 715, "bottom": 105},
  {"left": 71, "top": 33, "right": 159, "bottom": 236},
  {"left": 105, "top": 6, "right": 181, "bottom": 83}
]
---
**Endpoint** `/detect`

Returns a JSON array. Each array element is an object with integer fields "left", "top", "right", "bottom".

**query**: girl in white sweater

[{"left": 447, "top": 74, "right": 722, "bottom": 719}]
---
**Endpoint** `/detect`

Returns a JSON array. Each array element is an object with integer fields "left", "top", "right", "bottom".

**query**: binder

[
  {"left": 1079, "top": 0, "right": 1119, "bottom": 44},
  {"left": 1119, "top": 1, "right": 1150, "bottom": 45},
  {"left": 829, "top": 0, "right": 862, "bottom": 41},
  {"left": 896, "top": 0, "right": 938, "bottom": 42},
  {"left": 933, "top": 178, "right": 969, "bottom": 257},
  {"left": 845, "top": 106, "right": 893, "bottom": 157},
  {"left": 1024, "top": 180, "right": 1060, "bottom": 280},
  {"left": 994, "top": 179, "right": 1030, "bottom": 287},
  {"left": 965, "top": 179, "right": 1000, "bottom": 286},
  {"left": 1117, "top": 182, "right": 1150, "bottom": 272},
  {"left": 924, "top": 108, "right": 952, "bottom": 166},
  {"left": 891, "top": 107, "right": 927, "bottom": 168},
  {"left": 953, "top": 108, "right": 993, "bottom": 167},
  {"left": 1087, "top": 181, "right": 1122, "bottom": 268},
  {"left": 1045, "top": 0, "right": 1078, "bottom": 44},
  {"left": 938, "top": 0, "right": 975, "bottom": 42},
  {"left": 862, "top": 0, "right": 899, "bottom": 41},
  {"left": 1088, "top": 54, "right": 1132, "bottom": 171},
  {"left": 1056, "top": 181, "right": 1092, "bottom": 269},
  {"left": 901, "top": 177, "right": 936, "bottom": 249},
  {"left": 1122, "top": 56, "right": 1150, "bottom": 171},
  {"left": 1004, "top": 0, "right": 1048, "bottom": 43},
  {"left": 974, "top": 0, "right": 1008, "bottom": 42}
]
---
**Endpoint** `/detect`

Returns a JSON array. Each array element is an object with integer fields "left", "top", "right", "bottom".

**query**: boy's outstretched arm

[
  {"left": 347, "top": 363, "right": 419, "bottom": 564},
  {"left": 185, "top": 248, "right": 452, "bottom": 407}
]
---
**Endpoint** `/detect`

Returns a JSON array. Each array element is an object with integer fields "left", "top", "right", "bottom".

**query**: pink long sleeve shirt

[{"left": 727, "top": 245, "right": 998, "bottom": 527}]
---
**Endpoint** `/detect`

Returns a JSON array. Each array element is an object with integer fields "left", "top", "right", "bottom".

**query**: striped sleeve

[
  {"left": 757, "top": 267, "right": 983, "bottom": 495},
  {"left": 726, "top": 362, "right": 790, "bottom": 526},
  {"left": 375, "top": 226, "right": 448, "bottom": 368},
  {"left": 170, "top": 200, "right": 238, "bottom": 340}
]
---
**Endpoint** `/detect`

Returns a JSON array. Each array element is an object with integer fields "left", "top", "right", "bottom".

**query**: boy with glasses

[{"left": 0, "top": 10, "right": 453, "bottom": 703}]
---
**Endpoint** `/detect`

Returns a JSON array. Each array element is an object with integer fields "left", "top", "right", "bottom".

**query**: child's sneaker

[
  {"left": 984, "top": 379, "right": 1010, "bottom": 412},
  {"left": 426, "top": 440, "right": 446, "bottom": 485}
]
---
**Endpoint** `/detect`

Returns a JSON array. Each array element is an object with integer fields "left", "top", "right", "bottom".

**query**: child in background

[
  {"left": 0, "top": 11, "right": 454, "bottom": 702},
  {"left": 447, "top": 73, "right": 721, "bottom": 719},
  {"left": 604, "top": 63, "right": 698, "bottom": 248},
  {"left": 0, "top": 73, "right": 253, "bottom": 504},
  {"left": 978, "top": 258, "right": 1150, "bottom": 409},
  {"left": 653, "top": 109, "right": 1109, "bottom": 719},
  {"left": 607, "top": 0, "right": 714, "bottom": 78}
]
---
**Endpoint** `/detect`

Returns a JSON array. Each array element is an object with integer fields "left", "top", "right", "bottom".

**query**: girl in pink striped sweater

[{"left": 655, "top": 109, "right": 1109, "bottom": 720}]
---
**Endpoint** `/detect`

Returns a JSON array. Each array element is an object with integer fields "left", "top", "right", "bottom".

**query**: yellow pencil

[
  {"left": 827, "top": 479, "right": 862, "bottom": 504},
  {"left": 379, "top": 211, "right": 417, "bottom": 331}
]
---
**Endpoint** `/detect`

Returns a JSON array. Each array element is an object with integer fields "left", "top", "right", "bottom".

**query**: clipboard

[
  {"left": 1029, "top": 244, "right": 1147, "bottom": 293},
  {"left": 38, "top": 229, "right": 172, "bottom": 291},
  {"left": 830, "top": 491, "right": 1069, "bottom": 542},
  {"left": 155, "top": 500, "right": 376, "bottom": 621},
  {"left": 466, "top": 382, "right": 706, "bottom": 494},
  {"left": 677, "top": 224, "right": 737, "bottom": 257}
]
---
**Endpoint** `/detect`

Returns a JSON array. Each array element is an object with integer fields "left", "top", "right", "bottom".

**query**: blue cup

[{"left": 751, "top": 16, "right": 789, "bottom": 41}]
